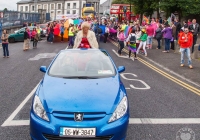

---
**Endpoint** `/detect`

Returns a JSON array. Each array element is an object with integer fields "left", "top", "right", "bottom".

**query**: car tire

[{"left": 9, "top": 37, "right": 15, "bottom": 43}]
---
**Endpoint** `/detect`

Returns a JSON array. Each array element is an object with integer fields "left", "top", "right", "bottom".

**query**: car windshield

[
  {"left": 48, "top": 50, "right": 116, "bottom": 78},
  {"left": 40, "top": 25, "right": 46, "bottom": 29}
]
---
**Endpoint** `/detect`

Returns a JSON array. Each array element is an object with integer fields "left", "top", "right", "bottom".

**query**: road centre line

[
  {"left": 109, "top": 39, "right": 200, "bottom": 96},
  {"left": 3, "top": 118, "right": 200, "bottom": 126},
  {"left": 1, "top": 81, "right": 40, "bottom": 127}
]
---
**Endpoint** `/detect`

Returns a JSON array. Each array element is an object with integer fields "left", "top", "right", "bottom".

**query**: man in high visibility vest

[
  {"left": 36, "top": 25, "right": 41, "bottom": 41},
  {"left": 67, "top": 24, "right": 75, "bottom": 48}
]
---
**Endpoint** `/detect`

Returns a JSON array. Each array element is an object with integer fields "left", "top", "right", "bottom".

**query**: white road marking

[
  {"left": 121, "top": 73, "right": 151, "bottom": 90},
  {"left": 129, "top": 118, "right": 200, "bottom": 124},
  {"left": 140, "top": 55, "right": 200, "bottom": 88},
  {"left": 3, "top": 118, "right": 200, "bottom": 126},
  {"left": 125, "top": 87, "right": 130, "bottom": 89},
  {"left": 112, "top": 49, "right": 129, "bottom": 59},
  {"left": 1, "top": 82, "right": 40, "bottom": 127},
  {"left": 28, "top": 53, "right": 57, "bottom": 61}
]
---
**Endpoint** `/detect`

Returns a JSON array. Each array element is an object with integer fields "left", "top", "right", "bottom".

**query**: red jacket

[{"left": 179, "top": 32, "right": 193, "bottom": 48}]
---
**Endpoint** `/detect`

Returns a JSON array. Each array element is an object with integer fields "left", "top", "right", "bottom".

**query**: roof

[{"left": 17, "top": 0, "right": 31, "bottom": 4}]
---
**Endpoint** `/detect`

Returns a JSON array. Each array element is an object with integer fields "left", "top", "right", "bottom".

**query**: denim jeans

[
  {"left": 164, "top": 38, "right": 170, "bottom": 51},
  {"left": 48, "top": 33, "right": 54, "bottom": 42},
  {"left": 147, "top": 36, "right": 153, "bottom": 45},
  {"left": 180, "top": 48, "right": 192, "bottom": 65},
  {"left": 157, "top": 39, "right": 161, "bottom": 49},
  {"left": 2, "top": 43, "right": 9, "bottom": 56},
  {"left": 68, "top": 36, "right": 74, "bottom": 47}
]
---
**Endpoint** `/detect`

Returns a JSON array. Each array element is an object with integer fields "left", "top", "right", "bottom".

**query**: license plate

[{"left": 60, "top": 127, "right": 96, "bottom": 137}]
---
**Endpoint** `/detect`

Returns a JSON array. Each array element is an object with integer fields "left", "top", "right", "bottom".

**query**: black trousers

[
  {"left": 61, "top": 32, "right": 64, "bottom": 41},
  {"left": 118, "top": 41, "right": 124, "bottom": 55},
  {"left": 192, "top": 35, "right": 198, "bottom": 53},
  {"left": 33, "top": 39, "right": 38, "bottom": 47},
  {"left": 104, "top": 33, "right": 108, "bottom": 43},
  {"left": 129, "top": 50, "right": 136, "bottom": 58},
  {"left": 171, "top": 40, "right": 174, "bottom": 50}
]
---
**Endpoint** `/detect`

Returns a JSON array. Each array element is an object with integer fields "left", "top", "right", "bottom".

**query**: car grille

[
  {"left": 52, "top": 112, "right": 106, "bottom": 120},
  {"left": 43, "top": 133, "right": 112, "bottom": 140}
]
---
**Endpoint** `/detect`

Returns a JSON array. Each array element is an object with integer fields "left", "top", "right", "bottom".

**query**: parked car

[
  {"left": 39, "top": 24, "right": 47, "bottom": 37},
  {"left": 30, "top": 49, "right": 129, "bottom": 140},
  {"left": 9, "top": 26, "right": 43, "bottom": 43},
  {"left": 13, "top": 21, "right": 21, "bottom": 26}
]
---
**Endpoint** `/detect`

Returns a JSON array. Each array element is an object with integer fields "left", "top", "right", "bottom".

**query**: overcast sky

[{"left": 0, "top": 0, "right": 107, "bottom": 11}]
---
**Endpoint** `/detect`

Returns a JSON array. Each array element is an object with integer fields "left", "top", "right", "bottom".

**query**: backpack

[
  {"left": 97, "top": 27, "right": 103, "bottom": 34},
  {"left": 130, "top": 34, "right": 136, "bottom": 44}
]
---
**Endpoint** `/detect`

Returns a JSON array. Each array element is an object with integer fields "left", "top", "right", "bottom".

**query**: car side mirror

[
  {"left": 118, "top": 66, "right": 125, "bottom": 73},
  {"left": 40, "top": 66, "right": 47, "bottom": 73}
]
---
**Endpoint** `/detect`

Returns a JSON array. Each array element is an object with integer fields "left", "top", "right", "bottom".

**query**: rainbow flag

[
  {"left": 143, "top": 16, "right": 149, "bottom": 24},
  {"left": 167, "top": 17, "right": 171, "bottom": 25},
  {"left": 124, "top": 26, "right": 130, "bottom": 37}
]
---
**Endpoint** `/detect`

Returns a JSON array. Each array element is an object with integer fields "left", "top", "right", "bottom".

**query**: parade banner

[{"left": 56, "top": 14, "right": 79, "bottom": 20}]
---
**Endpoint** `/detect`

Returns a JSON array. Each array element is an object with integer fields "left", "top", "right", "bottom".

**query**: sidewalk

[{"left": 139, "top": 39, "right": 200, "bottom": 86}]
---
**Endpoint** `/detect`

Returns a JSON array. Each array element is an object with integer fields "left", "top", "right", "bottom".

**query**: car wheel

[{"left": 9, "top": 37, "right": 15, "bottom": 43}]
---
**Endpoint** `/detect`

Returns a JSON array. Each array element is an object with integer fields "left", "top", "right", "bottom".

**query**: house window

[
  {"left": 73, "top": 10, "right": 76, "bottom": 14},
  {"left": 67, "top": 10, "right": 70, "bottom": 14},
  {"left": 58, "top": 4, "right": 61, "bottom": 9},
  {"left": 44, "top": 5, "right": 47, "bottom": 10},
  {"left": 25, "top": 6, "right": 28, "bottom": 11},
  {"left": 32, "top": 6, "right": 35, "bottom": 11},
  {"left": 51, "top": 4, "right": 54, "bottom": 10},
  {"left": 67, "top": 3, "right": 70, "bottom": 9},
  {"left": 38, "top": 5, "right": 41, "bottom": 9},
  {"left": 57, "top": 11, "right": 61, "bottom": 15},
  {"left": 73, "top": 3, "right": 76, "bottom": 9},
  {"left": 20, "top": 6, "right": 23, "bottom": 11}
]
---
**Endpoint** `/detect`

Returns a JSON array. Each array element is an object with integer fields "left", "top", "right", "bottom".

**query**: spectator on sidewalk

[
  {"left": 146, "top": 23, "right": 155, "bottom": 49},
  {"left": 174, "top": 18, "right": 182, "bottom": 40},
  {"left": 162, "top": 23, "right": 172, "bottom": 53},
  {"left": 189, "top": 19, "right": 200, "bottom": 53},
  {"left": 104, "top": 24, "right": 109, "bottom": 43},
  {"left": 171, "top": 22, "right": 177, "bottom": 50},
  {"left": 136, "top": 28, "right": 148, "bottom": 56},
  {"left": 155, "top": 24, "right": 163, "bottom": 49},
  {"left": 135, "top": 25, "right": 141, "bottom": 49},
  {"left": 188, "top": 19, "right": 192, "bottom": 26},
  {"left": 23, "top": 28, "right": 30, "bottom": 51},
  {"left": 1, "top": 30, "right": 9, "bottom": 58},
  {"left": 179, "top": 27, "right": 193, "bottom": 69},
  {"left": 60, "top": 23, "right": 65, "bottom": 42},
  {"left": 48, "top": 23, "right": 54, "bottom": 44}
]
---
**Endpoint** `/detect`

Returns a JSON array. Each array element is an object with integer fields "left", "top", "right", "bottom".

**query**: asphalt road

[{"left": 0, "top": 39, "right": 200, "bottom": 140}]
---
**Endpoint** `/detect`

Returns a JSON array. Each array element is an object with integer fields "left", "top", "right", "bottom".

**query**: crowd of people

[{"left": 1, "top": 16, "right": 200, "bottom": 68}]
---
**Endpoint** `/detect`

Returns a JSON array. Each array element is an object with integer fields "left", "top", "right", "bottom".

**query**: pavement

[{"left": 0, "top": 38, "right": 200, "bottom": 140}]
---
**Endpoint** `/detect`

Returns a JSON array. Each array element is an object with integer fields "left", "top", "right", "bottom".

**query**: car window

[{"left": 48, "top": 50, "right": 116, "bottom": 78}]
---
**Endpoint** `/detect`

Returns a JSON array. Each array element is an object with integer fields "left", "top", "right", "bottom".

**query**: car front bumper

[{"left": 30, "top": 111, "right": 129, "bottom": 140}]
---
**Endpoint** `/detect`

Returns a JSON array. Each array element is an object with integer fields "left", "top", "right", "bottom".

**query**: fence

[{"left": 0, "top": 11, "right": 40, "bottom": 29}]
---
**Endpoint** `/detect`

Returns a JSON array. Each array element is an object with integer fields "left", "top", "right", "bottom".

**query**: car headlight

[
  {"left": 109, "top": 96, "right": 128, "bottom": 123},
  {"left": 33, "top": 95, "right": 49, "bottom": 121}
]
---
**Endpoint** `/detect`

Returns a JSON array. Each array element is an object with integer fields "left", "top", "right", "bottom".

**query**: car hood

[{"left": 39, "top": 75, "right": 124, "bottom": 114}]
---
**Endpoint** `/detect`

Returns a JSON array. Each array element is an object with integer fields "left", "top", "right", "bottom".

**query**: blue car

[{"left": 30, "top": 49, "right": 129, "bottom": 140}]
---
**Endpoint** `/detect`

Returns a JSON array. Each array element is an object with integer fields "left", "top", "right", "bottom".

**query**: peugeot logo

[{"left": 74, "top": 113, "right": 84, "bottom": 122}]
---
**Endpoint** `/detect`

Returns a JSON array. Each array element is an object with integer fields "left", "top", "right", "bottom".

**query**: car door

[{"left": 15, "top": 30, "right": 25, "bottom": 41}]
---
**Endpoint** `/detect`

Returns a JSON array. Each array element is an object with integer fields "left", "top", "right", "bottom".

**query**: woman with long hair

[
  {"left": 117, "top": 28, "right": 126, "bottom": 56},
  {"left": 1, "top": 30, "right": 9, "bottom": 58},
  {"left": 48, "top": 23, "right": 54, "bottom": 44}
]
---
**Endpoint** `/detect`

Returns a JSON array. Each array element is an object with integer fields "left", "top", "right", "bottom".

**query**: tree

[
  {"left": 3, "top": 8, "right": 8, "bottom": 12},
  {"left": 160, "top": 0, "right": 200, "bottom": 20},
  {"left": 112, "top": 0, "right": 129, "bottom": 4}
]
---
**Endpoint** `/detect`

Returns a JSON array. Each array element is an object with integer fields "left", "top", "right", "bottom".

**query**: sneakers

[
  {"left": 189, "top": 65, "right": 193, "bottom": 69},
  {"left": 180, "top": 64, "right": 184, "bottom": 67}
]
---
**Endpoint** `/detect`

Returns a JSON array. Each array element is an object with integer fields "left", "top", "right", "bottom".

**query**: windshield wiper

[{"left": 62, "top": 76, "right": 98, "bottom": 79}]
